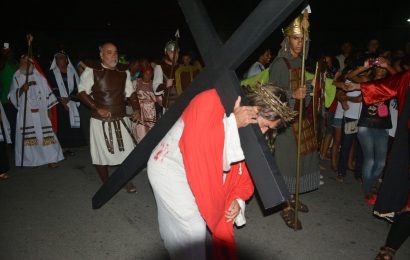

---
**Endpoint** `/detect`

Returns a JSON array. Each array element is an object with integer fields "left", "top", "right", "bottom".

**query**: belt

[{"left": 102, "top": 118, "right": 137, "bottom": 154}]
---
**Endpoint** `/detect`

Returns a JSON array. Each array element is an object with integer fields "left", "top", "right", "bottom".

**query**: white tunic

[
  {"left": 147, "top": 114, "right": 246, "bottom": 260},
  {"left": 78, "top": 66, "right": 135, "bottom": 165},
  {"left": 9, "top": 69, "right": 64, "bottom": 166}
]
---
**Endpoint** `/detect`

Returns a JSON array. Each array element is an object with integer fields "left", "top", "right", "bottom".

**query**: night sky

[{"left": 2, "top": 0, "right": 410, "bottom": 71}]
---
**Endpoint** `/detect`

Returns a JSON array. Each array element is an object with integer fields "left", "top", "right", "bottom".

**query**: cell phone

[{"left": 366, "top": 57, "right": 380, "bottom": 67}]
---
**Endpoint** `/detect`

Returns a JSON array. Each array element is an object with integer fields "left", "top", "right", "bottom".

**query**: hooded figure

[{"left": 48, "top": 51, "right": 85, "bottom": 151}]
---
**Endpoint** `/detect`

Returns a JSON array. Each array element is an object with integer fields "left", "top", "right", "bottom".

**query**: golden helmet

[{"left": 282, "top": 14, "right": 304, "bottom": 37}]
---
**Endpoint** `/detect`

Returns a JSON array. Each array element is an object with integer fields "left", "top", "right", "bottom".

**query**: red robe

[
  {"left": 361, "top": 69, "right": 410, "bottom": 211},
  {"left": 179, "top": 89, "right": 254, "bottom": 259}
]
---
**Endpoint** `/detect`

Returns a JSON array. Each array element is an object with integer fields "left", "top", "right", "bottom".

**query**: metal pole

[{"left": 294, "top": 10, "right": 309, "bottom": 231}]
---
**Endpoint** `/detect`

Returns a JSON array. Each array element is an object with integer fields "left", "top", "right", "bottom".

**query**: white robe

[
  {"left": 9, "top": 69, "right": 64, "bottom": 166},
  {"left": 0, "top": 101, "right": 11, "bottom": 144},
  {"left": 78, "top": 66, "right": 135, "bottom": 165},
  {"left": 147, "top": 114, "right": 246, "bottom": 260}
]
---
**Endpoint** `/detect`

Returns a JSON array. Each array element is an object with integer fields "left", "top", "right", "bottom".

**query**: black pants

[
  {"left": 0, "top": 141, "right": 10, "bottom": 173},
  {"left": 2, "top": 103, "right": 17, "bottom": 143},
  {"left": 385, "top": 212, "right": 410, "bottom": 250}
]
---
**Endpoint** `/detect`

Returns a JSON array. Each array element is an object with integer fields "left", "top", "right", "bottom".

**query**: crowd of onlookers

[
  {"left": 314, "top": 39, "right": 410, "bottom": 203},
  {"left": 1, "top": 37, "right": 410, "bottom": 259},
  {"left": 1, "top": 38, "right": 410, "bottom": 197}
]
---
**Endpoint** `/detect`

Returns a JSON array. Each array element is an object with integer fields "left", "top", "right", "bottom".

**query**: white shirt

[
  {"left": 243, "top": 61, "right": 265, "bottom": 78},
  {"left": 78, "top": 66, "right": 134, "bottom": 98}
]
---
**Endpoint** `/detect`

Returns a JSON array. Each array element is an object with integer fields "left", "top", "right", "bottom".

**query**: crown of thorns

[{"left": 245, "top": 82, "right": 297, "bottom": 123}]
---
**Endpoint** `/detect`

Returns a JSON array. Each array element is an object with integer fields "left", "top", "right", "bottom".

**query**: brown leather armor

[
  {"left": 158, "top": 60, "right": 179, "bottom": 108},
  {"left": 282, "top": 58, "right": 318, "bottom": 156},
  {"left": 282, "top": 57, "right": 303, "bottom": 111},
  {"left": 90, "top": 66, "right": 127, "bottom": 120}
]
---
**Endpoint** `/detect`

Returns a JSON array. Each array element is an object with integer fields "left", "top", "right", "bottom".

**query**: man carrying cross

[
  {"left": 91, "top": 0, "right": 309, "bottom": 257},
  {"left": 147, "top": 83, "right": 296, "bottom": 260}
]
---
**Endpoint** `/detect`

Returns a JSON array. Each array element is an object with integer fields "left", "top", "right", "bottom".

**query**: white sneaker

[
  {"left": 320, "top": 180, "right": 324, "bottom": 186},
  {"left": 320, "top": 174, "right": 324, "bottom": 180}
]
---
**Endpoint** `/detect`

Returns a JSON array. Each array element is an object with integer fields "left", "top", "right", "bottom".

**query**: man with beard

[
  {"left": 268, "top": 14, "right": 320, "bottom": 230},
  {"left": 48, "top": 51, "right": 85, "bottom": 156},
  {"left": 77, "top": 42, "right": 139, "bottom": 193},
  {"left": 9, "top": 55, "right": 64, "bottom": 167}
]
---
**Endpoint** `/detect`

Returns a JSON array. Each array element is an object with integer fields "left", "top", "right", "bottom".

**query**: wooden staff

[
  {"left": 294, "top": 10, "right": 309, "bottom": 230},
  {"left": 20, "top": 34, "right": 34, "bottom": 167}
]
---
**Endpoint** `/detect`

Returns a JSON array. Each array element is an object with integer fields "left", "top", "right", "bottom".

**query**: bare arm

[{"left": 346, "top": 66, "right": 370, "bottom": 83}]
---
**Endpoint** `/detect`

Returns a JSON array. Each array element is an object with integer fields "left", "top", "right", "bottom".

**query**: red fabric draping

[
  {"left": 179, "top": 89, "right": 254, "bottom": 259},
  {"left": 361, "top": 69, "right": 410, "bottom": 127}
]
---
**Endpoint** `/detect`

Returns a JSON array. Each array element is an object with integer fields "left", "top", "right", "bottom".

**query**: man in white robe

[
  {"left": 147, "top": 83, "right": 296, "bottom": 259},
  {"left": 8, "top": 56, "right": 64, "bottom": 167}
]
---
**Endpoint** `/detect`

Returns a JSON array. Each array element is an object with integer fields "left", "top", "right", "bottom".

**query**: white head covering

[
  {"left": 49, "top": 51, "right": 80, "bottom": 96},
  {"left": 49, "top": 51, "right": 81, "bottom": 128}
]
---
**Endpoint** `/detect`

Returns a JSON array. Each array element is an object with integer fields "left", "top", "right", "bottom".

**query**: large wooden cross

[{"left": 92, "top": 0, "right": 304, "bottom": 210}]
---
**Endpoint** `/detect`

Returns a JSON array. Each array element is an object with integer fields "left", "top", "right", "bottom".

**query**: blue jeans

[
  {"left": 337, "top": 132, "right": 362, "bottom": 178},
  {"left": 357, "top": 127, "right": 389, "bottom": 195}
]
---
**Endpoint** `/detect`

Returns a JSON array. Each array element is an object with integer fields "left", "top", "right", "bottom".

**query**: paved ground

[{"left": 0, "top": 146, "right": 409, "bottom": 260}]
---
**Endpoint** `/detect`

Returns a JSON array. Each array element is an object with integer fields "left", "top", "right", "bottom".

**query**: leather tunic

[{"left": 91, "top": 67, "right": 127, "bottom": 120}]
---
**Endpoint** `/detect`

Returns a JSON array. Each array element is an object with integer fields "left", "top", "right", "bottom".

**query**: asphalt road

[{"left": 1, "top": 146, "right": 409, "bottom": 260}]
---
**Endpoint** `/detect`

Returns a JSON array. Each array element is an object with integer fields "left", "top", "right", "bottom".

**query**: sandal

[
  {"left": 0, "top": 173, "right": 10, "bottom": 180},
  {"left": 48, "top": 163, "right": 59, "bottom": 168},
  {"left": 125, "top": 182, "right": 137, "bottom": 193},
  {"left": 280, "top": 207, "right": 302, "bottom": 230},
  {"left": 289, "top": 198, "right": 309, "bottom": 213},
  {"left": 336, "top": 175, "right": 344, "bottom": 183},
  {"left": 375, "top": 246, "right": 395, "bottom": 260}
]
